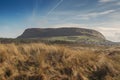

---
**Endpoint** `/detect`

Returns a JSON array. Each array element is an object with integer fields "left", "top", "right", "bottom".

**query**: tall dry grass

[{"left": 0, "top": 43, "right": 120, "bottom": 80}]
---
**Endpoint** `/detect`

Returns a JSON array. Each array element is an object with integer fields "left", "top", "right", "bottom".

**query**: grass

[
  {"left": 42, "top": 36, "right": 104, "bottom": 42},
  {"left": 0, "top": 43, "right": 120, "bottom": 80}
]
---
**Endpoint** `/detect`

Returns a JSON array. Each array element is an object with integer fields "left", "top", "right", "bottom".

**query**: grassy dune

[{"left": 0, "top": 43, "right": 120, "bottom": 80}]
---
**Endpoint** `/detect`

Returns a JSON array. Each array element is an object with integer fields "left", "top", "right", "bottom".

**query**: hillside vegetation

[
  {"left": 0, "top": 43, "right": 120, "bottom": 80},
  {"left": 17, "top": 28, "right": 105, "bottom": 40},
  {"left": 16, "top": 27, "right": 117, "bottom": 46}
]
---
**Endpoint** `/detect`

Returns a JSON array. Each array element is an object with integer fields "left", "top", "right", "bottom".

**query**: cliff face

[{"left": 17, "top": 27, "right": 105, "bottom": 40}]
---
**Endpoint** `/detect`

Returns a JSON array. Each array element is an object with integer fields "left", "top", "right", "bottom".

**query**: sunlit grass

[{"left": 0, "top": 43, "right": 119, "bottom": 80}]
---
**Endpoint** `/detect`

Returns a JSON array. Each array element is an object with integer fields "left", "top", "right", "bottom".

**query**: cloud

[
  {"left": 0, "top": 26, "right": 24, "bottom": 38},
  {"left": 32, "top": 0, "right": 39, "bottom": 18},
  {"left": 99, "top": 0, "right": 115, "bottom": 3},
  {"left": 114, "top": 2, "right": 120, "bottom": 5},
  {"left": 50, "top": 23, "right": 88, "bottom": 28},
  {"left": 94, "top": 27, "right": 120, "bottom": 42},
  {"left": 77, "top": 10, "right": 115, "bottom": 20}
]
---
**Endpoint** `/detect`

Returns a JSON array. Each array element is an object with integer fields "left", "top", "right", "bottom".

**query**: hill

[{"left": 17, "top": 27, "right": 105, "bottom": 40}]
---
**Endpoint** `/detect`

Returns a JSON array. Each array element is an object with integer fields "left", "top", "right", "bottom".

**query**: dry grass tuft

[{"left": 0, "top": 43, "right": 119, "bottom": 80}]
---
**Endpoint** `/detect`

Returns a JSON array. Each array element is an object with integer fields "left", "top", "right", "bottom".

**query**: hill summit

[{"left": 17, "top": 27, "right": 105, "bottom": 40}]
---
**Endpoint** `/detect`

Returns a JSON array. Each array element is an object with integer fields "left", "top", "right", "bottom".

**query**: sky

[{"left": 0, "top": 0, "right": 120, "bottom": 42}]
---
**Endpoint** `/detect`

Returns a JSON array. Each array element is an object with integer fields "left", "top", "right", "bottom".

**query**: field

[
  {"left": 0, "top": 43, "right": 120, "bottom": 80},
  {"left": 42, "top": 36, "right": 103, "bottom": 42}
]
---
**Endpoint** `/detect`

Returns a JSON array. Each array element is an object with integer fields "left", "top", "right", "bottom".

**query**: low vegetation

[{"left": 0, "top": 43, "right": 120, "bottom": 80}]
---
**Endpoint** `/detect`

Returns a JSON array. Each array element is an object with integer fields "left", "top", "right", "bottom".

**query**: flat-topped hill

[{"left": 17, "top": 27, "right": 105, "bottom": 40}]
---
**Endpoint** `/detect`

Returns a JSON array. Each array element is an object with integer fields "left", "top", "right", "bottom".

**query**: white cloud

[
  {"left": 98, "top": 10, "right": 115, "bottom": 15},
  {"left": 116, "top": 2, "right": 120, "bottom": 5},
  {"left": 49, "top": 23, "right": 88, "bottom": 28},
  {"left": 0, "top": 26, "right": 24, "bottom": 38},
  {"left": 94, "top": 27, "right": 120, "bottom": 42},
  {"left": 77, "top": 10, "right": 115, "bottom": 20},
  {"left": 99, "top": 0, "right": 115, "bottom": 3}
]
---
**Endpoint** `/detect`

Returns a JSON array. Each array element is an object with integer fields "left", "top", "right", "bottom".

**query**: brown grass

[{"left": 0, "top": 43, "right": 120, "bottom": 80}]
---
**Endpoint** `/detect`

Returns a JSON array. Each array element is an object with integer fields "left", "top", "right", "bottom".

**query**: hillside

[{"left": 17, "top": 28, "right": 105, "bottom": 40}]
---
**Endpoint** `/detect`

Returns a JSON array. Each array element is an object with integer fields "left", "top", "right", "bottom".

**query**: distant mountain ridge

[{"left": 17, "top": 27, "right": 105, "bottom": 40}]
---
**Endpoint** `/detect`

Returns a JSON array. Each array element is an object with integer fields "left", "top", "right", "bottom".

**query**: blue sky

[{"left": 0, "top": 0, "right": 120, "bottom": 41}]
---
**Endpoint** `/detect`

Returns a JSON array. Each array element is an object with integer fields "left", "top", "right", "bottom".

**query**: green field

[{"left": 43, "top": 36, "right": 105, "bottom": 42}]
